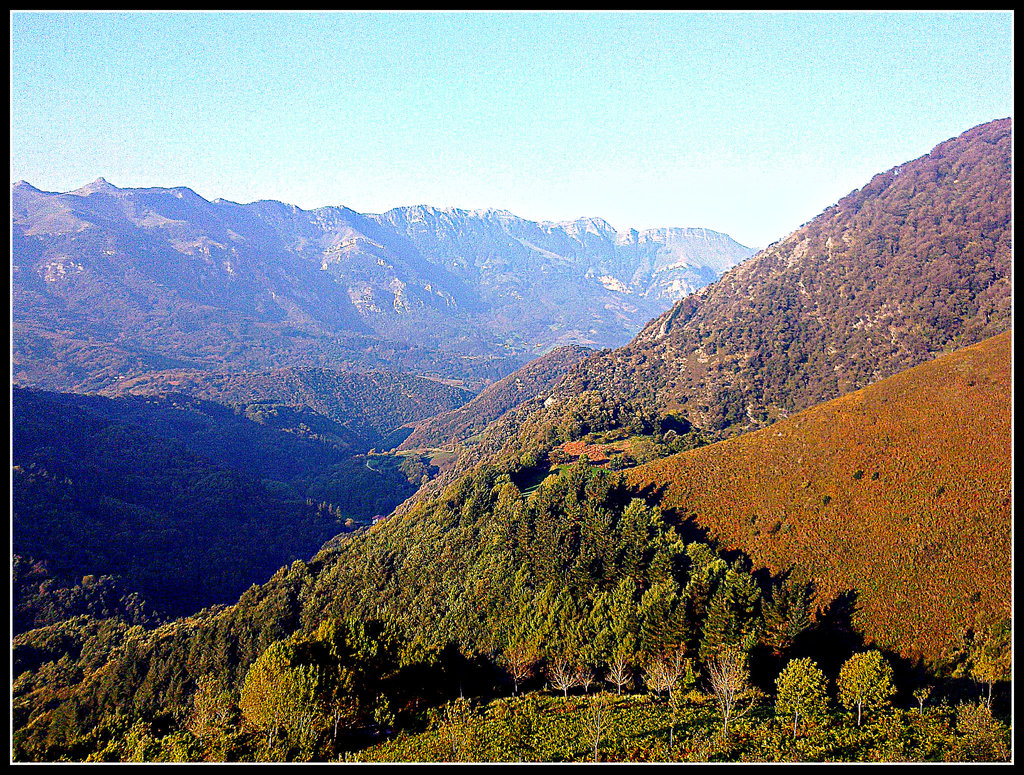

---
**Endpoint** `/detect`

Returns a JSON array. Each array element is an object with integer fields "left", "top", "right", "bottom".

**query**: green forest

[
  {"left": 11, "top": 462, "right": 1010, "bottom": 762},
  {"left": 11, "top": 386, "right": 443, "bottom": 621}
]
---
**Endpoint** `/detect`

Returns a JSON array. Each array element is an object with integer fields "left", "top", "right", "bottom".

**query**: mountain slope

[
  {"left": 627, "top": 331, "right": 1012, "bottom": 663},
  {"left": 11, "top": 388, "right": 350, "bottom": 618},
  {"left": 13, "top": 337, "right": 1012, "bottom": 760},
  {"left": 11, "top": 365, "right": 476, "bottom": 618},
  {"left": 106, "top": 367, "right": 475, "bottom": 452},
  {"left": 397, "top": 344, "right": 593, "bottom": 451},
  {"left": 12, "top": 181, "right": 753, "bottom": 392},
  {"left": 502, "top": 118, "right": 1011, "bottom": 453},
  {"left": 8, "top": 118, "right": 1013, "bottom": 762}
]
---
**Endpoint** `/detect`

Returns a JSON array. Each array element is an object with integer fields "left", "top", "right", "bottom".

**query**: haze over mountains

[
  {"left": 11, "top": 179, "right": 754, "bottom": 393},
  {"left": 10, "top": 118, "right": 1013, "bottom": 762}
]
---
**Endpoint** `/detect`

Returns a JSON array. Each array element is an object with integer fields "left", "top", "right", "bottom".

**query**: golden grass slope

[{"left": 628, "top": 331, "right": 1011, "bottom": 663}]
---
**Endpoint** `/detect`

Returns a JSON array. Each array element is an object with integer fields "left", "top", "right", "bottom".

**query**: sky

[{"left": 9, "top": 11, "right": 1014, "bottom": 249}]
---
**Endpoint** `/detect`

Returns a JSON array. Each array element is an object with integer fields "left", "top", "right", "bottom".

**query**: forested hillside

[
  {"left": 12, "top": 358, "right": 1011, "bottom": 761},
  {"left": 398, "top": 344, "right": 593, "bottom": 451},
  {"left": 487, "top": 118, "right": 1011, "bottom": 463},
  {"left": 11, "top": 332, "right": 1013, "bottom": 762},
  {"left": 107, "top": 366, "right": 474, "bottom": 451},
  {"left": 7, "top": 461, "right": 859, "bottom": 761},
  {"left": 11, "top": 385, "right": 453, "bottom": 621}
]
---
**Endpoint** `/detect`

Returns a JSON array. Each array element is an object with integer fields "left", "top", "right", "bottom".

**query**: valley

[{"left": 10, "top": 118, "right": 1012, "bottom": 763}]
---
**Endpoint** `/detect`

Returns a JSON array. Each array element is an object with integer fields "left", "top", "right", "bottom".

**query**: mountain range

[
  {"left": 12, "top": 180, "right": 754, "bottom": 393},
  {"left": 10, "top": 117, "right": 1013, "bottom": 762}
]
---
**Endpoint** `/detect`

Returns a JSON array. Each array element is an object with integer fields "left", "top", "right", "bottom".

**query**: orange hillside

[{"left": 628, "top": 331, "right": 1012, "bottom": 663}]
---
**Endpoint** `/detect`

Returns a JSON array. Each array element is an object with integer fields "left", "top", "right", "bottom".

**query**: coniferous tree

[
  {"left": 761, "top": 573, "right": 815, "bottom": 657},
  {"left": 638, "top": 579, "right": 686, "bottom": 657}
]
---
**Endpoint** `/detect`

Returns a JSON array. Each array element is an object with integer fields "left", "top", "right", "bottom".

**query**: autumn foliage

[{"left": 628, "top": 331, "right": 1011, "bottom": 663}]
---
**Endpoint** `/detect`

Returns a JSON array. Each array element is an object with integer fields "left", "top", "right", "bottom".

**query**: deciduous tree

[
  {"left": 775, "top": 657, "right": 828, "bottom": 738},
  {"left": 583, "top": 692, "right": 614, "bottom": 762},
  {"left": 504, "top": 641, "right": 537, "bottom": 696},
  {"left": 706, "top": 645, "right": 757, "bottom": 737},
  {"left": 548, "top": 654, "right": 580, "bottom": 700},
  {"left": 238, "top": 640, "right": 327, "bottom": 757},
  {"left": 968, "top": 616, "right": 1011, "bottom": 709},
  {"left": 837, "top": 650, "right": 895, "bottom": 727},
  {"left": 606, "top": 652, "right": 632, "bottom": 696}
]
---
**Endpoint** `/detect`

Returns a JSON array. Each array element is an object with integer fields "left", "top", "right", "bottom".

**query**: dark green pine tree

[
  {"left": 637, "top": 579, "right": 688, "bottom": 657},
  {"left": 699, "top": 565, "right": 762, "bottom": 662},
  {"left": 761, "top": 573, "right": 815, "bottom": 657}
]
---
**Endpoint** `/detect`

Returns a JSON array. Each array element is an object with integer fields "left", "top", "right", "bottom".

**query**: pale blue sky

[{"left": 10, "top": 11, "right": 1014, "bottom": 248}]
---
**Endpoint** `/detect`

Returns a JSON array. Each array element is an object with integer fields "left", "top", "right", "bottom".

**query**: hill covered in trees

[
  {"left": 11, "top": 361, "right": 1011, "bottom": 760},
  {"left": 107, "top": 366, "right": 474, "bottom": 452},
  {"left": 11, "top": 384, "right": 458, "bottom": 621},
  {"left": 398, "top": 345, "right": 593, "bottom": 451},
  {"left": 489, "top": 118, "right": 1011, "bottom": 463}
]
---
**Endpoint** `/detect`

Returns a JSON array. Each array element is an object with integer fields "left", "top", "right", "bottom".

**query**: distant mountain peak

[
  {"left": 72, "top": 177, "right": 120, "bottom": 196},
  {"left": 166, "top": 185, "right": 204, "bottom": 201},
  {"left": 553, "top": 215, "right": 617, "bottom": 237}
]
